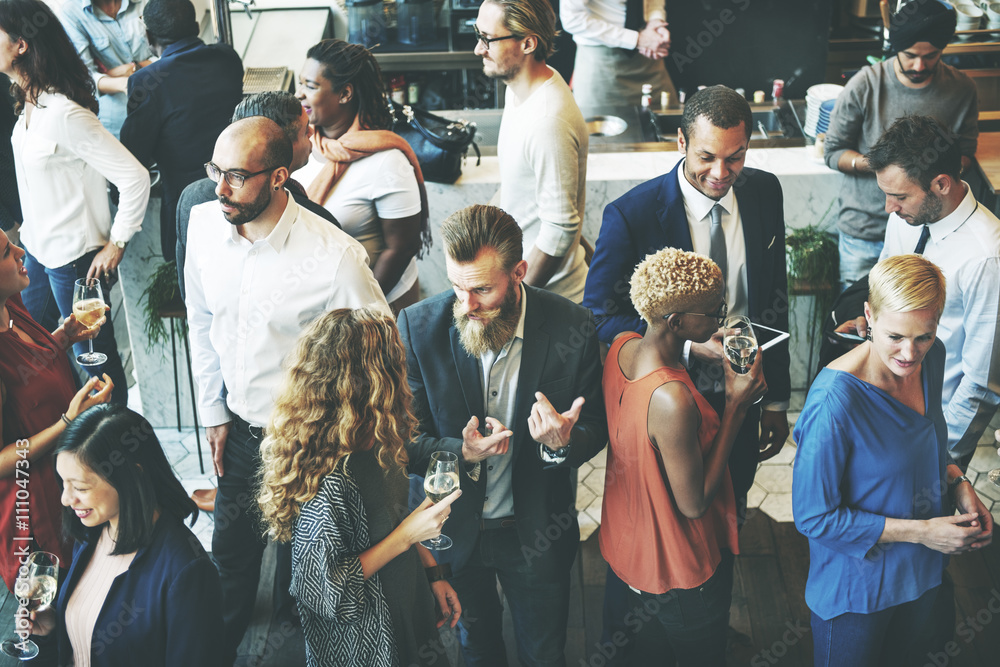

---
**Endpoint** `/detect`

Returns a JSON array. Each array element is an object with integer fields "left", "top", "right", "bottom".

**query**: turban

[{"left": 889, "top": 0, "right": 957, "bottom": 52}]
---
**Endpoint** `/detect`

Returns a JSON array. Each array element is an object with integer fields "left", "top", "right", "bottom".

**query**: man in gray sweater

[{"left": 824, "top": 0, "right": 977, "bottom": 293}]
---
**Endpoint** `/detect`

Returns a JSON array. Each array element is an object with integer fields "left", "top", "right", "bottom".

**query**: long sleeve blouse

[{"left": 792, "top": 340, "right": 949, "bottom": 620}]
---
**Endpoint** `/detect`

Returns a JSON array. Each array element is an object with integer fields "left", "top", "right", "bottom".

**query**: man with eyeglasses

[
  {"left": 185, "top": 116, "right": 387, "bottom": 664},
  {"left": 474, "top": 0, "right": 590, "bottom": 303}
]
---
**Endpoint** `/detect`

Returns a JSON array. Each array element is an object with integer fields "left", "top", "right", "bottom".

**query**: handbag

[{"left": 390, "top": 101, "right": 480, "bottom": 184}]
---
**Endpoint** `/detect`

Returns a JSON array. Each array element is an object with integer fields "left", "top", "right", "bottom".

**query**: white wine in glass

[
  {"left": 0, "top": 551, "right": 60, "bottom": 661},
  {"left": 422, "top": 451, "right": 459, "bottom": 551},
  {"left": 723, "top": 315, "right": 758, "bottom": 375},
  {"left": 72, "top": 278, "right": 107, "bottom": 367}
]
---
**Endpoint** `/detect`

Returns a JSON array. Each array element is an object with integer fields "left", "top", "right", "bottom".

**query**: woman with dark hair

[
  {"left": 28, "top": 404, "right": 223, "bottom": 667},
  {"left": 0, "top": 226, "right": 112, "bottom": 619},
  {"left": 57, "top": 0, "right": 152, "bottom": 138},
  {"left": 258, "top": 308, "right": 461, "bottom": 667},
  {"left": 0, "top": 0, "right": 149, "bottom": 405},
  {"left": 793, "top": 255, "right": 993, "bottom": 667},
  {"left": 295, "top": 39, "right": 430, "bottom": 313}
]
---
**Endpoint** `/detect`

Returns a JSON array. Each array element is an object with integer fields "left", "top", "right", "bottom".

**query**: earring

[
  {"left": 274, "top": 185, "right": 279, "bottom": 191},
  {"left": 866, "top": 326, "right": 873, "bottom": 342}
]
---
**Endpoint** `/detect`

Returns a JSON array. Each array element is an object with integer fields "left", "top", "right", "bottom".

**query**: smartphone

[{"left": 830, "top": 330, "right": 865, "bottom": 343}]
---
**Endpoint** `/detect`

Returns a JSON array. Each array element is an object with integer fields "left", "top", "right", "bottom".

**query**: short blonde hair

[
  {"left": 868, "top": 254, "right": 946, "bottom": 320},
  {"left": 630, "top": 248, "right": 724, "bottom": 322}
]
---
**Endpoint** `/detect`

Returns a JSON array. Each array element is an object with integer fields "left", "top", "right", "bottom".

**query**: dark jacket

[
  {"left": 55, "top": 517, "right": 223, "bottom": 667},
  {"left": 398, "top": 286, "right": 608, "bottom": 577},
  {"left": 120, "top": 36, "right": 243, "bottom": 260},
  {"left": 582, "top": 161, "right": 791, "bottom": 404}
]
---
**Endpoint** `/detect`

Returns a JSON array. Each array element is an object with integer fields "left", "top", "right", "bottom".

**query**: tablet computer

[{"left": 755, "top": 323, "right": 790, "bottom": 351}]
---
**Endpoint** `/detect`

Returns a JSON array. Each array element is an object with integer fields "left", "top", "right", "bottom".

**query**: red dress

[
  {"left": 599, "top": 333, "right": 739, "bottom": 594},
  {"left": 0, "top": 294, "right": 74, "bottom": 590}
]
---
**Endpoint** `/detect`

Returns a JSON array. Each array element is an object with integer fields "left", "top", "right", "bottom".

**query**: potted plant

[
  {"left": 139, "top": 261, "right": 183, "bottom": 351},
  {"left": 785, "top": 224, "right": 838, "bottom": 385}
]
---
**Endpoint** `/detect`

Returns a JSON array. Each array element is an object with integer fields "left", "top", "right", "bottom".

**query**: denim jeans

[
  {"left": 811, "top": 583, "right": 952, "bottom": 667},
  {"left": 626, "top": 550, "right": 734, "bottom": 667},
  {"left": 450, "top": 525, "right": 571, "bottom": 667},
  {"left": 838, "top": 232, "right": 884, "bottom": 295},
  {"left": 20, "top": 245, "right": 128, "bottom": 405}
]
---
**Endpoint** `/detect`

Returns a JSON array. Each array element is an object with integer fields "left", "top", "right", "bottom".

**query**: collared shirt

[
  {"left": 185, "top": 194, "right": 389, "bottom": 427},
  {"left": 12, "top": 91, "right": 149, "bottom": 268},
  {"left": 677, "top": 161, "right": 749, "bottom": 317},
  {"left": 59, "top": 0, "right": 151, "bottom": 136},
  {"left": 479, "top": 285, "right": 527, "bottom": 519},
  {"left": 560, "top": 0, "right": 666, "bottom": 49},
  {"left": 881, "top": 183, "right": 1000, "bottom": 457}
]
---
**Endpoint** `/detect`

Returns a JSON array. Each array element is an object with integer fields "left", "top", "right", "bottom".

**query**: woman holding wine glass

[
  {"left": 258, "top": 307, "right": 461, "bottom": 667},
  {"left": 27, "top": 404, "right": 223, "bottom": 666},
  {"left": 0, "top": 227, "right": 114, "bottom": 655},
  {"left": 599, "top": 248, "right": 765, "bottom": 665},
  {"left": 792, "top": 254, "right": 993, "bottom": 667}
]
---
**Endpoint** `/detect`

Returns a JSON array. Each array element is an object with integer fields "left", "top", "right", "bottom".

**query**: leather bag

[{"left": 391, "top": 102, "right": 480, "bottom": 184}]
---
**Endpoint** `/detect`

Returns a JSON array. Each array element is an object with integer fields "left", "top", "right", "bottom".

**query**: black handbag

[{"left": 390, "top": 101, "right": 480, "bottom": 184}]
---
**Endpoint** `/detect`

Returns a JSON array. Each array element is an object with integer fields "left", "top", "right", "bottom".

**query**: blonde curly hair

[
  {"left": 630, "top": 247, "right": 724, "bottom": 322},
  {"left": 257, "top": 307, "right": 417, "bottom": 543}
]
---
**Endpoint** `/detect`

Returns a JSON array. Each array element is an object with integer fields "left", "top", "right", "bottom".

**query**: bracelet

[
  {"left": 60, "top": 414, "right": 72, "bottom": 427},
  {"left": 948, "top": 474, "right": 971, "bottom": 493},
  {"left": 425, "top": 564, "right": 452, "bottom": 583}
]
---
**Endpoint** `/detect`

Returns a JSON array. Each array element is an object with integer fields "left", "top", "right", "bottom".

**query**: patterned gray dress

[{"left": 290, "top": 448, "right": 449, "bottom": 667}]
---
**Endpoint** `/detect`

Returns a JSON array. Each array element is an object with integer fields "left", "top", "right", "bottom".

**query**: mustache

[{"left": 457, "top": 304, "right": 503, "bottom": 322}]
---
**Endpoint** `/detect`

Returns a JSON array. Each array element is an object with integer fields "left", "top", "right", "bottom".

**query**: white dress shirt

[
  {"left": 185, "top": 194, "right": 389, "bottom": 427},
  {"left": 677, "top": 161, "right": 748, "bottom": 316},
  {"left": 12, "top": 91, "right": 150, "bottom": 268},
  {"left": 560, "top": 0, "right": 666, "bottom": 49},
  {"left": 880, "top": 183, "right": 1000, "bottom": 458}
]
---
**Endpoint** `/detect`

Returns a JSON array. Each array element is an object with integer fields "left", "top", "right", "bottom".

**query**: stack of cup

[
  {"left": 985, "top": 2, "right": 1000, "bottom": 35},
  {"left": 955, "top": 3, "right": 984, "bottom": 41}
]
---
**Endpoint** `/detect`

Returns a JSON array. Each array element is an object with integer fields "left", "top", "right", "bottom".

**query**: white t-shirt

[{"left": 296, "top": 148, "right": 422, "bottom": 302}]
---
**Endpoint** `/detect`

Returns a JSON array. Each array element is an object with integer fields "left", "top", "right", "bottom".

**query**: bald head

[{"left": 217, "top": 117, "right": 294, "bottom": 173}]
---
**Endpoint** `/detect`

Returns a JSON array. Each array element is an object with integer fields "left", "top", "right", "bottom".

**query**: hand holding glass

[
  {"left": 0, "top": 551, "right": 60, "bottom": 661},
  {"left": 422, "top": 451, "right": 459, "bottom": 550},
  {"left": 723, "top": 316, "right": 763, "bottom": 404},
  {"left": 72, "top": 278, "right": 107, "bottom": 367}
]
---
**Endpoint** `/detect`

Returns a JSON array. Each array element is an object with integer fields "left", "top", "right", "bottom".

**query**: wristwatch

[
  {"left": 112, "top": 239, "right": 127, "bottom": 250},
  {"left": 948, "top": 474, "right": 971, "bottom": 492}
]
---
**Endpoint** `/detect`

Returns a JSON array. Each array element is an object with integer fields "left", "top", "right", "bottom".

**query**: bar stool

[{"left": 156, "top": 300, "right": 205, "bottom": 475}]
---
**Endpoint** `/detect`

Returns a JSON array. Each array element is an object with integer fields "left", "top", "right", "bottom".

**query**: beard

[
  {"left": 896, "top": 53, "right": 937, "bottom": 84},
  {"left": 911, "top": 190, "right": 943, "bottom": 227},
  {"left": 219, "top": 186, "right": 271, "bottom": 226},
  {"left": 453, "top": 282, "right": 520, "bottom": 357}
]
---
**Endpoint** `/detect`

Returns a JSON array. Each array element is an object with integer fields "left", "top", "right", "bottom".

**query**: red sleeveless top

[
  {"left": 0, "top": 294, "right": 74, "bottom": 590},
  {"left": 599, "top": 333, "right": 739, "bottom": 594}
]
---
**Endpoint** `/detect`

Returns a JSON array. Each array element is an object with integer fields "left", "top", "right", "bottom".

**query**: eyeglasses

[
  {"left": 665, "top": 302, "right": 729, "bottom": 327},
  {"left": 204, "top": 162, "right": 278, "bottom": 189},
  {"left": 473, "top": 25, "right": 519, "bottom": 48}
]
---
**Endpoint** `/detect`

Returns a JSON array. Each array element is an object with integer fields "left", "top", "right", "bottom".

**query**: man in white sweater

[{"left": 475, "top": 0, "right": 589, "bottom": 303}]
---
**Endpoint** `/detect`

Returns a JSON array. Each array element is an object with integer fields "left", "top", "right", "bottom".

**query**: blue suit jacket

[
  {"left": 54, "top": 518, "right": 224, "bottom": 667},
  {"left": 398, "top": 286, "right": 608, "bottom": 576},
  {"left": 120, "top": 37, "right": 243, "bottom": 236},
  {"left": 583, "top": 161, "right": 791, "bottom": 404}
]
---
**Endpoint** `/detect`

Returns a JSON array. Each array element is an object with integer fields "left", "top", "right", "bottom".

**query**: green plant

[
  {"left": 785, "top": 224, "right": 839, "bottom": 358},
  {"left": 139, "top": 261, "right": 182, "bottom": 350}
]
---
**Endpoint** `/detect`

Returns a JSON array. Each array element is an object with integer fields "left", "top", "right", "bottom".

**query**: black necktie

[
  {"left": 625, "top": 0, "right": 644, "bottom": 31},
  {"left": 913, "top": 225, "right": 931, "bottom": 254}
]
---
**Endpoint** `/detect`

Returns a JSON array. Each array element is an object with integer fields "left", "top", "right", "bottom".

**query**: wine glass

[
  {"left": 0, "top": 551, "right": 60, "bottom": 661},
  {"left": 422, "top": 451, "right": 459, "bottom": 550},
  {"left": 723, "top": 316, "right": 763, "bottom": 404},
  {"left": 72, "top": 278, "right": 107, "bottom": 367}
]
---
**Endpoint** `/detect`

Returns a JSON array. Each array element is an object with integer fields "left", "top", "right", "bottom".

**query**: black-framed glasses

[
  {"left": 665, "top": 301, "right": 728, "bottom": 327},
  {"left": 204, "top": 162, "right": 277, "bottom": 189},
  {"left": 473, "top": 25, "right": 519, "bottom": 48}
]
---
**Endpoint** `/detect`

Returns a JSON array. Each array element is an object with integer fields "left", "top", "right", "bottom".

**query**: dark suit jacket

[
  {"left": 398, "top": 286, "right": 608, "bottom": 576},
  {"left": 120, "top": 37, "right": 243, "bottom": 258},
  {"left": 583, "top": 161, "right": 791, "bottom": 404}
]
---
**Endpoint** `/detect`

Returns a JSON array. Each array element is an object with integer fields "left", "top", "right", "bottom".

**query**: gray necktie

[{"left": 709, "top": 204, "right": 728, "bottom": 281}]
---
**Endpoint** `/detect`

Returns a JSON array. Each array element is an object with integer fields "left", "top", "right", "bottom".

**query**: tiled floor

[{"left": 574, "top": 394, "right": 1000, "bottom": 540}]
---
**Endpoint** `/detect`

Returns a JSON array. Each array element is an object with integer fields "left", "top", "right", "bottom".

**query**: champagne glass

[
  {"left": 723, "top": 316, "right": 763, "bottom": 404},
  {"left": 72, "top": 278, "right": 107, "bottom": 367},
  {"left": 0, "top": 551, "right": 60, "bottom": 660},
  {"left": 422, "top": 451, "right": 459, "bottom": 550}
]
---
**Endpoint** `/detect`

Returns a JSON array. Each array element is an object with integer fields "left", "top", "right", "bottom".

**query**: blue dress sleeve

[{"left": 792, "top": 381, "right": 887, "bottom": 560}]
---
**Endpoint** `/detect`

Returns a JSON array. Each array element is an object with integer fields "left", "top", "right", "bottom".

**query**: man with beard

[
  {"left": 398, "top": 204, "right": 607, "bottom": 666},
  {"left": 474, "top": 0, "right": 589, "bottom": 303},
  {"left": 184, "top": 116, "right": 387, "bottom": 664},
  {"left": 824, "top": 0, "right": 977, "bottom": 293},
  {"left": 840, "top": 115, "right": 1000, "bottom": 468}
]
